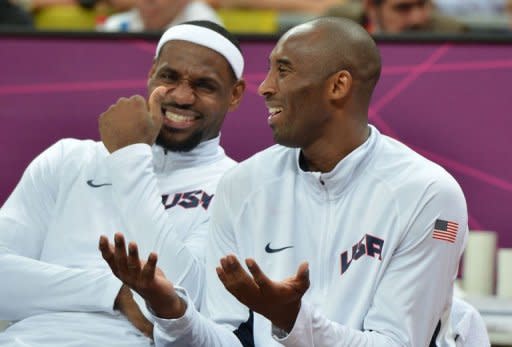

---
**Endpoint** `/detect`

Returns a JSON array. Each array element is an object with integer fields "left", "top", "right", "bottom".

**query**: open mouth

[
  {"left": 267, "top": 107, "right": 283, "bottom": 124},
  {"left": 162, "top": 108, "right": 200, "bottom": 129},
  {"left": 268, "top": 107, "right": 283, "bottom": 118}
]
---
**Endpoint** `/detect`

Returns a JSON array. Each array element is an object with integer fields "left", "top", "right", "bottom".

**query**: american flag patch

[{"left": 432, "top": 219, "right": 458, "bottom": 243}]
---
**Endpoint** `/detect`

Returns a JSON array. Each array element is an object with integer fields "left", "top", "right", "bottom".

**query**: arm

[
  {"left": 99, "top": 87, "right": 208, "bottom": 307},
  {"left": 280, "top": 177, "right": 468, "bottom": 346},
  {"left": 99, "top": 233, "right": 244, "bottom": 347},
  {"left": 0, "top": 140, "right": 122, "bottom": 321},
  {"left": 99, "top": 175, "right": 250, "bottom": 347}
]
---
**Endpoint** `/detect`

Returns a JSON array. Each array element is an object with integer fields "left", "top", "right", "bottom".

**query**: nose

[
  {"left": 169, "top": 81, "right": 195, "bottom": 106},
  {"left": 258, "top": 72, "right": 276, "bottom": 98}
]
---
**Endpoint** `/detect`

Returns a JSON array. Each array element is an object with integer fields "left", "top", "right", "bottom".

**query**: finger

[
  {"left": 99, "top": 235, "right": 117, "bottom": 273},
  {"left": 216, "top": 266, "right": 227, "bottom": 284},
  {"left": 245, "top": 258, "right": 273, "bottom": 290},
  {"left": 220, "top": 254, "right": 245, "bottom": 276},
  {"left": 127, "top": 242, "right": 142, "bottom": 274},
  {"left": 141, "top": 252, "right": 158, "bottom": 284},
  {"left": 295, "top": 262, "right": 310, "bottom": 293},
  {"left": 114, "top": 233, "right": 129, "bottom": 277},
  {"left": 148, "top": 86, "right": 167, "bottom": 122},
  {"left": 219, "top": 255, "right": 259, "bottom": 296}
]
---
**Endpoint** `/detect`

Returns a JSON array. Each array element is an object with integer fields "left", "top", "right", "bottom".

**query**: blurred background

[
  {"left": 1, "top": 0, "right": 512, "bottom": 345},
  {"left": 0, "top": 0, "right": 511, "bottom": 33}
]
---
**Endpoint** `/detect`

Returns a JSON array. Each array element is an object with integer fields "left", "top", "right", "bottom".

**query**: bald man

[{"left": 101, "top": 17, "right": 468, "bottom": 346}]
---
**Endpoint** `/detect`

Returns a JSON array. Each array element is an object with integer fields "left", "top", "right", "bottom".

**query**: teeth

[
  {"left": 268, "top": 107, "right": 283, "bottom": 116},
  {"left": 165, "top": 111, "right": 195, "bottom": 122}
]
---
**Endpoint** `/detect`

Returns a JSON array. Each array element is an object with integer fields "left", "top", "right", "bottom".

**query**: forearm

[
  {"left": 107, "top": 144, "right": 206, "bottom": 305},
  {"left": 274, "top": 301, "right": 397, "bottom": 347},
  {"left": 0, "top": 252, "right": 121, "bottom": 320},
  {"left": 152, "top": 288, "right": 243, "bottom": 347}
]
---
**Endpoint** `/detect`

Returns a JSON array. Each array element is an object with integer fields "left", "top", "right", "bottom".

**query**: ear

[
  {"left": 328, "top": 70, "right": 352, "bottom": 100},
  {"left": 228, "top": 79, "right": 246, "bottom": 112}
]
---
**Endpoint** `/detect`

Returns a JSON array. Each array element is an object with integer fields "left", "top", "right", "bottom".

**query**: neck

[{"left": 301, "top": 123, "right": 369, "bottom": 173}]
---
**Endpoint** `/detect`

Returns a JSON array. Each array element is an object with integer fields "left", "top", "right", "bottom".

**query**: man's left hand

[{"left": 217, "top": 255, "right": 309, "bottom": 333}]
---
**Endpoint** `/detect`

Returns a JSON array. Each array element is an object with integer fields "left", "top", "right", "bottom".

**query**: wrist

[
  {"left": 150, "top": 295, "right": 187, "bottom": 319},
  {"left": 272, "top": 301, "right": 301, "bottom": 333}
]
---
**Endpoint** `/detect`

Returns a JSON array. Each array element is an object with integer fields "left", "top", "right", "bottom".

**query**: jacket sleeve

[
  {"left": 274, "top": 175, "right": 468, "bottom": 347},
  {"left": 151, "top": 174, "right": 248, "bottom": 347},
  {"left": 106, "top": 144, "right": 211, "bottom": 308},
  {"left": 0, "top": 140, "right": 122, "bottom": 321}
]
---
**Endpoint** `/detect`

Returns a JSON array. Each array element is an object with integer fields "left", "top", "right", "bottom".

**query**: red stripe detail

[
  {"left": 433, "top": 229, "right": 457, "bottom": 237},
  {"left": 433, "top": 233, "right": 456, "bottom": 243},
  {"left": 433, "top": 236, "right": 456, "bottom": 243}
]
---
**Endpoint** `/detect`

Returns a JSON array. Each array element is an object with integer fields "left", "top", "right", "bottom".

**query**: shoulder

[
  {"left": 216, "top": 145, "right": 295, "bottom": 197},
  {"left": 370, "top": 133, "right": 466, "bottom": 208},
  {"left": 428, "top": 12, "right": 468, "bottom": 33}
]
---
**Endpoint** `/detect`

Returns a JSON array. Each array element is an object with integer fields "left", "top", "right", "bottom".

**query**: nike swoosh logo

[
  {"left": 87, "top": 179, "right": 112, "bottom": 188},
  {"left": 265, "top": 242, "right": 293, "bottom": 253}
]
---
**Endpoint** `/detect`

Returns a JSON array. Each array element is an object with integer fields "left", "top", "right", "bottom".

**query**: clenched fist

[{"left": 99, "top": 86, "right": 167, "bottom": 153}]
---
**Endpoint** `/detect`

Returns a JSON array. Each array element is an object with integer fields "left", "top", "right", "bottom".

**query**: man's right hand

[
  {"left": 99, "top": 233, "right": 187, "bottom": 319},
  {"left": 98, "top": 86, "right": 166, "bottom": 153}
]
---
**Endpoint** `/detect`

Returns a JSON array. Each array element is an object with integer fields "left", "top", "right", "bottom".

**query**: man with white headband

[{"left": 0, "top": 20, "right": 245, "bottom": 347}]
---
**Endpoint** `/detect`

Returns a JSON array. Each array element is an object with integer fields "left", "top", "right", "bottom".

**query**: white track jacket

[
  {"left": 0, "top": 137, "right": 236, "bottom": 347},
  {"left": 153, "top": 125, "right": 468, "bottom": 347}
]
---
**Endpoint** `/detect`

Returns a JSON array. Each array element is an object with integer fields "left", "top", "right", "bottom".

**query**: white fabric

[
  {"left": 451, "top": 298, "right": 490, "bottom": 347},
  {"left": 434, "top": 0, "right": 506, "bottom": 15},
  {"left": 152, "top": 125, "right": 468, "bottom": 347},
  {"left": 0, "top": 136, "right": 236, "bottom": 346},
  {"left": 100, "top": 1, "right": 222, "bottom": 32},
  {"left": 156, "top": 24, "right": 244, "bottom": 79}
]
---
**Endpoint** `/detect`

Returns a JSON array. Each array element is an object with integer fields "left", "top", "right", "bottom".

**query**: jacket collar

[{"left": 151, "top": 135, "right": 226, "bottom": 173}]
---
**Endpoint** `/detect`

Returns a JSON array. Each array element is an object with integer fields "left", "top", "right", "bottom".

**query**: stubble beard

[{"left": 155, "top": 129, "right": 204, "bottom": 152}]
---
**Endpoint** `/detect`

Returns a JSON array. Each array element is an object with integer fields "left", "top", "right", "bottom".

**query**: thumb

[
  {"left": 295, "top": 262, "right": 310, "bottom": 293},
  {"left": 148, "top": 86, "right": 167, "bottom": 124}
]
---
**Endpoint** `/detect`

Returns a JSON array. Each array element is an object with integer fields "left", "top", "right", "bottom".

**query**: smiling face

[
  {"left": 258, "top": 25, "right": 334, "bottom": 149},
  {"left": 148, "top": 40, "right": 244, "bottom": 152}
]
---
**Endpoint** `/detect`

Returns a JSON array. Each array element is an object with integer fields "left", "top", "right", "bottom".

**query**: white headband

[{"left": 155, "top": 24, "right": 244, "bottom": 79}]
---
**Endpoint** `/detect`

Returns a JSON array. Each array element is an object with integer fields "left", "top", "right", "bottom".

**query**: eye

[
  {"left": 277, "top": 65, "right": 289, "bottom": 77},
  {"left": 193, "top": 79, "right": 218, "bottom": 93},
  {"left": 159, "top": 70, "right": 179, "bottom": 82}
]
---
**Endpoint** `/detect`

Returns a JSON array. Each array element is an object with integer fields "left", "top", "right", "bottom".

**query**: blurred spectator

[
  {"left": 8, "top": 0, "right": 134, "bottom": 30},
  {"left": 0, "top": 0, "right": 34, "bottom": 28},
  {"left": 10, "top": 0, "right": 129, "bottom": 12},
  {"left": 207, "top": 0, "right": 346, "bottom": 15},
  {"left": 99, "top": 0, "right": 221, "bottom": 31},
  {"left": 326, "top": 0, "right": 467, "bottom": 33},
  {"left": 434, "top": 0, "right": 512, "bottom": 30}
]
